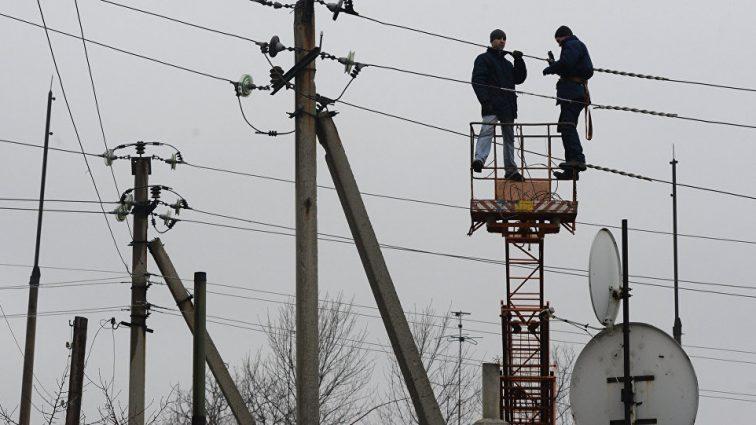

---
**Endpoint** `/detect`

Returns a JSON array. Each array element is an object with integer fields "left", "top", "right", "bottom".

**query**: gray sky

[{"left": 2, "top": 0, "right": 756, "bottom": 423}]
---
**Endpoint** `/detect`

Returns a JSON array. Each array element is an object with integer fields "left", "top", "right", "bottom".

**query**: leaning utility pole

[
  {"left": 317, "top": 112, "right": 445, "bottom": 425},
  {"left": 19, "top": 88, "right": 54, "bottom": 425},
  {"left": 128, "top": 154, "right": 151, "bottom": 425},
  {"left": 671, "top": 151, "right": 682, "bottom": 344},
  {"left": 294, "top": 1, "right": 319, "bottom": 424},
  {"left": 65, "top": 316, "right": 88, "bottom": 425},
  {"left": 148, "top": 238, "right": 255, "bottom": 425},
  {"left": 192, "top": 272, "right": 207, "bottom": 425}
]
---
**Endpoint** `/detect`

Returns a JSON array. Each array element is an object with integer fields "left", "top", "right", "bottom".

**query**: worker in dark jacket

[
  {"left": 471, "top": 29, "right": 527, "bottom": 180},
  {"left": 543, "top": 25, "right": 593, "bottom": 180}
]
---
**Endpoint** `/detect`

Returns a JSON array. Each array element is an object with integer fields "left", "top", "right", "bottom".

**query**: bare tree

[
  {"left": 552, "top": 344, "right": 576, "bottom": 425},
  {"left": 376, "top": 306, "right": 481, "bottom": 424},
  {"left": 162, "top": 294, "right": 376, "bottom": 424},
  {"left": 0, "top": 359, "right": 69, "bottom": 425}
]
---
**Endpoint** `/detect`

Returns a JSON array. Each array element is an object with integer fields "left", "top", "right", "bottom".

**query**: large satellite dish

[
  {"left": 588, "top": 229, "right": 622, "bottom": 326},
  {"left": 570, "top": 323, "right": 699, "bottom": 425}
]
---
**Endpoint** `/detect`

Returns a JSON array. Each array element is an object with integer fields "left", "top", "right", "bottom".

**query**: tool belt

[{"left": 560, "top": 77, "right": 593, "bottom": 140}]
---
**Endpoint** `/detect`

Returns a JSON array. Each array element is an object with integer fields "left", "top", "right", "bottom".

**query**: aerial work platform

[
  {"left": 469, "top": 122, "right": 580, "bottom": 425},
  {"left": 468, "top": 122, "right": 578, "bottom": 241}
]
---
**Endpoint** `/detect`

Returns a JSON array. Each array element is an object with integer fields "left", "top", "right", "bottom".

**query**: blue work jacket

[
  {"left": 543, "top": 35, "right": 594, "bottom": 103},
  {"left": 472, "top": 48, "right": 527, "bottom": 120}
]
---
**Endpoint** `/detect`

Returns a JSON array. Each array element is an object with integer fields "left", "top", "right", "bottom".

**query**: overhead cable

[
  {"left": 4, "top": 137, "right": 756, "bottom": 241},
  {"left": 73, "top": 0, "right": 129, "bottom": 238},
  {"left": 88, "top": 4, "right": 756, "bottom": 129},
  {"left": 320, "top": 4, "right": 756, "bottom": 94}
]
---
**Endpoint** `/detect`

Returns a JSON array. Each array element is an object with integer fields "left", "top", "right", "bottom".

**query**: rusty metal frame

[
  {"left": 468, "top": 122, "right": 578, "bottom": 238},
  {"left": 499, "top": 239, "right": 554, "bottom": 425}
]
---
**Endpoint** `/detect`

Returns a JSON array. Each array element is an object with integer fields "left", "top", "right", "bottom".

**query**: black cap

[
  {"left": 555, "top": 25, "right": 573, "bottom": 38},
  {"left": 490, "top": 29, "right": 506, "bottom": 42}
]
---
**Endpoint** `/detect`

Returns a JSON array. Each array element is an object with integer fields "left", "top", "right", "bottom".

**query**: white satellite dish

[
  {"left": 570, "top": 323, "right": 699, "bottom": 425},
  {"left": 588, "top": 229, "right": 622, "bottom": 326}
]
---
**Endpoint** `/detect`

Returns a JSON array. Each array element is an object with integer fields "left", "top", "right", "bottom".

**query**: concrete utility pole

[
  {"left": 19, "top": 88, "right": 54, "bottom": 425},
  {"left": 148, "top": 238, "right": 255, "bottom": 425},
  {"left": 128, "top": 156, "right": 151, "bottom": 425},
  {"left": 473, "top": 363, "right": 506, "bottom": 425},
  {"left": 316, "top": 113, "right": 445, "bottom": 425},
  {"left": 65, "top": 316, "right": 88, "bottom": 425},
  {"left": 293, "top": 1, "right": 319, "bottom": 424},
  {"left": 192, "top": 272, "right": 207, "bottom": 425}
]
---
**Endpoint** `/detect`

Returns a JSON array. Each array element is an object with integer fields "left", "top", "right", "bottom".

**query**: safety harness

[{"left": 563, "top": 76, "right": 593, "bottom": 141}]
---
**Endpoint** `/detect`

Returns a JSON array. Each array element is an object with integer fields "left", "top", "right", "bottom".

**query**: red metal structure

[{"left": 469, "top": 123, "right": 578, "bottom": 425}]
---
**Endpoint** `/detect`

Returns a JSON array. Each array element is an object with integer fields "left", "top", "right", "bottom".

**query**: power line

[
  {"left": 33, "top": 1, "right": 130, "bottom": 272},
  {"left": 89, "top": 3, "right": 756, "bottom": 130},
  {"left": 8, "top": 199, "right": 747, "bottom": 299},
  {"left": 2, "top": 260, "right": 755, "bottom": 361},
  {"left": 171, "top": 211, "right": 756, "bottom": 300},
  {"left": 324, "top": 3, "right": 756, "bottom": 94},
  {"left": 0, "top": 12, "right": 230, "bottom": 82},
  {"left": 101, "top": 0, "right": 756, "bottom": 129},
  {"left": 3, "top": 135, "right": 756, "bottom": 250},
  {"left": 5, "top": 11, "right": 756, "bottom": 198},
  {"left": 73, "top": 0, "right": 132, "bottom": 239}
]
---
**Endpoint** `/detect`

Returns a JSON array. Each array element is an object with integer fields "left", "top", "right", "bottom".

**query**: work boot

[
  {"left": 553, "top": 170, "right": 579, "bottom": 181},
  {"left": 472, "top": 159, "right": 483, "bottom": 173},
  {"left": 505, "top": 171, "right": 525, "bottom": 182},
  {"left": 559, "top": 160, "right": 587, "bottom": 171}
]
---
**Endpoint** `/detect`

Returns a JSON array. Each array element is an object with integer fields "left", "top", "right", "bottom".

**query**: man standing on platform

[
  {"left": 471, "top": 29, "right": 527, "bottom": 181},
  {"left": 543, "top": 25, "right": 594, "bottom": 180}
]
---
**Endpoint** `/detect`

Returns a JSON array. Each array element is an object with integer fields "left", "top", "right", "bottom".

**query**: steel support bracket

[{"left": 271, "top": 47, "right": 321, "bottom": 95}]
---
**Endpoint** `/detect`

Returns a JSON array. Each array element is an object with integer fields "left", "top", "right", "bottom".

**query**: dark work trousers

[{"left": 557, "top": 101, "right": 585, "bottom": 164}]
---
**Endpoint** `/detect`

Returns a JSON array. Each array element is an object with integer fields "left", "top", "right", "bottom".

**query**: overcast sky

[{"left": 2, "top": 0, "right": 756, "bottom": 423}]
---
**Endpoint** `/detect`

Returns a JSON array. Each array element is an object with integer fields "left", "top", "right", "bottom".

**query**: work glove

[
  {"left": 511, "top": 50, "right": 523, "bottom": 59},
  {"left": 547, "top": 51, "right": 556, "bottom": 65},
  {"left": 542, "top": 67, "right": 551, "bottom": 76}
]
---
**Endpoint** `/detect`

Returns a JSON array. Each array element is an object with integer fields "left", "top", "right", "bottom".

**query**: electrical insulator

[
  {"left": 236, "top": 74, "right": 255, "bottom": 97},
  {"left": 114, "top": 194, "right": 134, "bottom": 222},
  {"left": 159, "top": 211, "right": 173, "bottom": 227},
  {"left": 340, "top": 51, "right": 356, "bottom": 74},
  {"left": 165, "top": 153, "right": 180, "bottom": 170},
  {"left": 103, "top": 148, "right": 117, "bottom": 166},
  {"left": 267, "top": 35, "right": 287, "bottom": 57},
  {"left": 270, "top": 66, "right": 285, "bottom": 87},
  {"left": 350, "top": 63, "right": 364, "bottom": 78}
]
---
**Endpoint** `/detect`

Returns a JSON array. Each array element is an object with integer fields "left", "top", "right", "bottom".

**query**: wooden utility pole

[
  {"left": 192, "top": 272, "right": 207, "bottom": 425},
  {"left": 294, "top": 1, "right": 319, "bottom": 424},
  {"left": 19, "top": 88, "right": 54, "bottom": 425},
  {"left": 148, "top": 239, "right": 255, "bottom": 425},
  {"left": 128, "top": 156, "right": 151, "bottom": 425},
  {"left": 316, "top": 113, "right": 445, "bottom": 425},
  {"left": 65, "top": 316, "right": 88, "bottom": 425}
]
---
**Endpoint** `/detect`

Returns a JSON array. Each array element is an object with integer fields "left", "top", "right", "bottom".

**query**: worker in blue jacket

[
  {"left": 543, "top": 25, "right": 594, "bottom": 180},
  {"left": 471, "top": 29, "right": 527, "bottom": 181}
]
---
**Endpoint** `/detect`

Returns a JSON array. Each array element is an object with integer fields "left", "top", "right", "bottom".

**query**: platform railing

[{"left": 469, "top": 122, "right": 577, "bottom": 204}]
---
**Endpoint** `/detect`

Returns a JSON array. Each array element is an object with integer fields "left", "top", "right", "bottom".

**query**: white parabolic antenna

[
  {"left": 570, "top": 323, "right": 699, "bottom": 425},
  {"left": 588, "top": 229, "right": 622, "bottom": 326}
]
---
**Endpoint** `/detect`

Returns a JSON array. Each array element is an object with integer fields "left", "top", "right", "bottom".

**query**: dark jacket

[
  {"left": 543, "top": 35, "right": 593, "bottom": 103},
  {"left": 472, "top": 48, "right": 527, "bottom": 120}
]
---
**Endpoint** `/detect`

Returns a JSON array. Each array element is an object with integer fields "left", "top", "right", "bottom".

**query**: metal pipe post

[
  {"left": 294, "top": 1, "right": 319, "bottom": 424},
  {"left": 19, "top": 89, "right": 54, "bottom": 425},
  {"left": 671, "top": 154, "right": 682, "bottom": 344},
  {"left": 147, "top": 239, "right": 255, "bottom": 424},
  {"left": 128, "top": 157, "right": 151, "bottom": 425},
  {"left": 621, "top": 219, "right": 633, "bottom": 425},
  {"left": 65, "top": 316, "right": 88, "bottom": 425},
  {"left": 192, "top": 272, "right": 207, "bottom": 425}
]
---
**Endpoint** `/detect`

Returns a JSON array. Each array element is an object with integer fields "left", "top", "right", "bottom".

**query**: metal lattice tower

[{"left": 469, "top": 123, "right": 579, "bottom": 425}]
